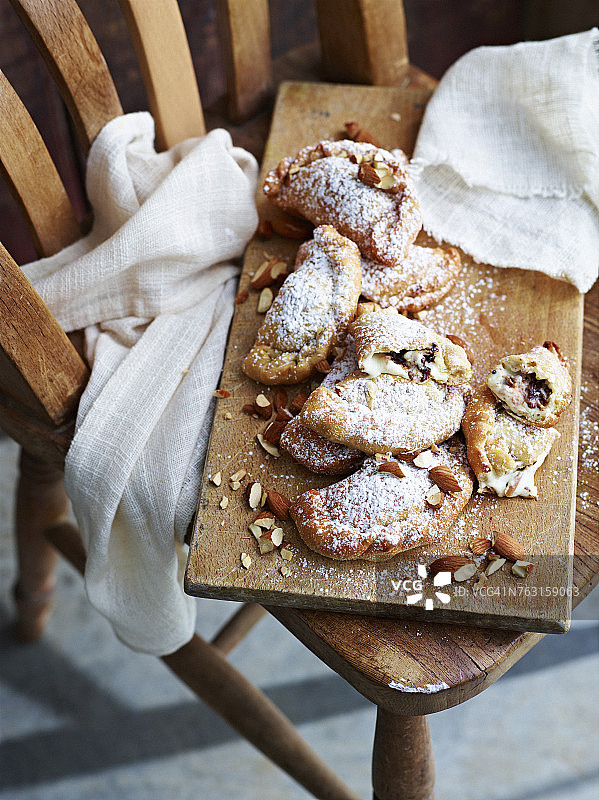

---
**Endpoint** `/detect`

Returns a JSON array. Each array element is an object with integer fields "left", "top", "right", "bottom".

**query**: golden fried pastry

[
  {"left": 462, "top": 388, "right": 560, "bottom": 498},
  {"left": 351, "top": 309, "right": 472, "bottom": 384},
  {"left": 300, "top": 372, "right": 469, "bottom": 456},
  {"left": 242, "top": 225, "right": 361, "bottom": 385},
  {"left": 360, "top": 243, "right": 461, "bottom": 313},
  {"left": 279, "top": 337, "right": 364, "bottom": 474},
  {"left": 290, "top": 441, "right": 473, "bottom": 561},
  {"left": 486, "top": 341, "right": 572, "bottom": 428},
  {"left": 263, "top": 140, "right": 421, "bottom": 266}
]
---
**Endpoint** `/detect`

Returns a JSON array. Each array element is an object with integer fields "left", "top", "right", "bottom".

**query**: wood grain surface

[{"left": 186, "top": 81, "right": 584, "bottom": 635}]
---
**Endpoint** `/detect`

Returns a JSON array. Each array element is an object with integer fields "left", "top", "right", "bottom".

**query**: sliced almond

[
  {"left": 512, "top": 560, "right": 534, "bottom": 578},
  {"left": 267, "top": 490, "right": 291, "bottom": 520},
  {"left": 230, "top": 469, "right": 247, "bottom": 483},
  {"left": 248, "top": 523, "right": 263, "bottom": 540},
  {"left": 257, "top": 433, "right": 281, "bottom": 458},
  {"left": 257, "top": 287, "right": 274, "bottom": 313},
  {"left": 255, "top": 393, "right": 271, "bottom": 408},
  {"left": 253, "top": 511, "right": 275, "bottom": 529},
  {"left": 413, "top": 450, "right": 434, "bottom": 469},
  {"left": 425, "top": 488, "right": 444, "bottom": 508},
  {"left": 258, "top": 536, "right": 275, "bottom": 554},
  {"left": 270, "top": 527, "right": 284, "bottom": 548},
  {"left": 219, "top": 496, "right": 229, "bottom": 509},
  {"left": 358, "top": 161, "right": 381, "bottom": 187},
  {"left": 240, "top": 553, "right": 252, "bottom": 569},
  {"left": 377, "top": 461, "right": 406, "bottom": 478},
  {"left": 280, "top": 542, "right": 294, "bottom": 561},
  {"left": 248, "top": 482, "right": 263, "bottom": 510},
  {"left": 230, "top": 480, "right": 242, "bottom": 491},
  {"left": 224, "top": 412, "right": 232, "bottom": 420},
  {"left": 270, "top": 260, "right": 289, "bottom": 281},
  {"left": 210, "top": 471, "right": 222, "bottom": 487},
  {"left": 365, "top": 379, "right": 378, "bottom": 409},
  {"left": 428, "top": 555, "right": 473, "bottom": 577},
  {"left": 473, "top": 573, "right": 487, "bottom": 591},
  {"left": 429, "top": 465, "right": 462, "bottom": 493},
  {"left": 469, "top": 537, "right": 492, "bottom": 555},
  {"left": 280, "top": 563, "right": 292, "bottom": 577},
  {"left": 486, "top": 557, "right": 506, "bottom": 576},
  {"left": 249, "top": 258, "right": 276, "bottom": 290},
  {"left": 454, "top": 563, "right": 478, "bottom": 582},
  {"left": 213, "top": 389, "right": 231, "bottom": 398},
  {"left": 492, "top": 530, "right": 526, "bottom": 561}
]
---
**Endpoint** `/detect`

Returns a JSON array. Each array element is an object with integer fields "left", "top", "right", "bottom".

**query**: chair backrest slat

[
  {"left": 315, "top": 0, "right": 409, "bottom": 87},
  {"left": 216, "top": 0, "right": 271, "bottom": 124},
  {"left": 0, "top": 242, "right": 89, "bottom": 426},
  {"left": 0, "top": 70, "right": 82, "bottom": 258},
  {"left": 9, "top": 0, "right": 123, "bottom": 152},
  {"left": 119, "top": 0, "right": 206, "bottom": 151}
]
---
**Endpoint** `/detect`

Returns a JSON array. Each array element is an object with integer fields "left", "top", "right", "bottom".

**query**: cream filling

[
  {"left": 478, "top": 439, "right": 556, "bottom": 498},
  {"left": 488, "top": 366, "right": 555, "bottom": 420},
  {"left": 361, "top": 351, "right": 448, "bottom": 382}
]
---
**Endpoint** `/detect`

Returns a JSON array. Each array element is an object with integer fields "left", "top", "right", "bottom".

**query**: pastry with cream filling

[
  {"left": 487, "top": 341, "right": 572, "bottom": 428},
  {"left": 351, "top": 309, "right": 472, "bottom": 385},
  {"left": 300, "top": 371, "right": 470, "bottom": 456},
  {"left": 263, "top": 140, "right": 421, "bottom": 266},
  {"left": 290, "top": 441, "right": 473, "bottom": 561},
  {"left": 242, "top": 225, "right": 361, "bottom": 385},
  {"left": 361, "top": 243, "right": 461, "bottom": 313},
  {"left": 462, "top": 388, "right": 560, "bottom": 498}
]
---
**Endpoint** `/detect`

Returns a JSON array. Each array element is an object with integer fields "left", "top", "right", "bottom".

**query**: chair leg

[
  {"left": 13, "top": 448, "right": 70, "bottom": 642},
  {"left": 372, "top": 708, "right": 435, "bottom": 800},
  {"left": 211, "top": 602, "right": 266, "bottom": 654},
  {"left": 163, "top": 634, "right": 361, "bottom": 800}
]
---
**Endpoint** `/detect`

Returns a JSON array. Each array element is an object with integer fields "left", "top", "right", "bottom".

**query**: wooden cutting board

[{"left": 185, "top": 82, "right": 583, "bottom": 634}]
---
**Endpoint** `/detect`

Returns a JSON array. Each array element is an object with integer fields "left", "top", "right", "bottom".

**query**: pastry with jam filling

[
  {"left": 487, "top": 341, "right": 572, "bottom": 428},
  {"left": 462, "top": 388, "right": 560, "bottom": 498},
  {"left": 351, "top": 309, "right": 472, "bottom": 385}
]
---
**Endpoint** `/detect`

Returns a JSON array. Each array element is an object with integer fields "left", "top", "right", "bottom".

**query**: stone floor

[{"left": 0, "top": 436, "right": 597, "bottom": 800}]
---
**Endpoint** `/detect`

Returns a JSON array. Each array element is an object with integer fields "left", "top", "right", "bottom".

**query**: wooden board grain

[{"left": 186, "top": 82, "right": 583, "bottom": 634}]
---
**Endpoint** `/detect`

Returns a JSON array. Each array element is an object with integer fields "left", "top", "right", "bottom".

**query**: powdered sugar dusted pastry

[
  {"left": 487, "top": 341, "right": 572, "bottom": 428},
  {"left": 242, "top": 225, "right": 361, "bottom": 385},
  {"left": 462, "top": 388, "right": 560, "bottom": 498},
  {"left": 351, "top": 310, "right": 472, "bottom": 385},
  {"left": 290, "top": 441, "right": 473, "bottom": 561},
  {"left": 300, "top": 372, "right": 469, "bottom": 456},
  {"left": 361, "top": 244, "right": 461, "bottom": 313},
  {"left": 279, "top": 337, "right": 364, "bottom": 474},
  {"left": 263, "top": 140, "right": 421, "bottom": 266}
]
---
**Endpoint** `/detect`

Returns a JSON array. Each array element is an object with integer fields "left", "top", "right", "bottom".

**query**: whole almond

[
  {"left": 289, "top": 392, "right": 309, "bottom": 415},
  {"left": 428, "top": 555, "right": 472, "bottom": 577},
  {"left": 469, "top": 537, "right": 492, "bottom": 555},
  {"left": 274, "top": 388, "right": 288, "bottom": 412},
  {"left": 429, "top": 465, "right": 462, "bottom": 493},
  {"left": 250, "top": 259, "right": 276, "bottom": 290},
  {"left": 344, "top": 121, "right": 381, "bottom": 147},
  {"left": 266, "top": 490, "right": 291, "bottom": 520},
  {"left": 235, "top": 289, "right": 249, "bottom": 304},
  {"left": 493, "top": 530, "right": 526, "bottom": 561},
  {"left": 377, "top": 461, "right": 406, "bottom": 478},
  {"left": 445, "top": 333, "right": 475, "bottom": 364},
  {"left": 263, "top": 419, "right": 287, "bottom": 445}
]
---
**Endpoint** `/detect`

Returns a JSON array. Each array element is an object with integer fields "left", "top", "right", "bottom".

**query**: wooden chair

[{"left": 1, "top": 1, "right": 597, "bottom": 798}]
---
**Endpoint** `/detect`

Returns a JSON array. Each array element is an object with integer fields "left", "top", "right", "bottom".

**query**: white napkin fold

[
  {"left": 410, "top": 29, "right": 599, "bottom": 293},
  {"left": 22, "top": 112, "right": 258, "bottom": 655}
]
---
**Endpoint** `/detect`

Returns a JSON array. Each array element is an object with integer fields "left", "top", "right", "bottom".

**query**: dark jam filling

[
  {"left": 385, "top": 344, "right": 438, "bottom": 381},
  {"left": 504, "top": 374, "right": 551, "bottom": 409}
]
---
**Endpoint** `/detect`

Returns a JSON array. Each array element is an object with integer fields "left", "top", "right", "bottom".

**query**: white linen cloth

[
  {"left": 410, "top": 29, "right": 599, "bottom": 293},
  {"left": 23, "top": 112, "right": 258, "bottom": 655}
]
